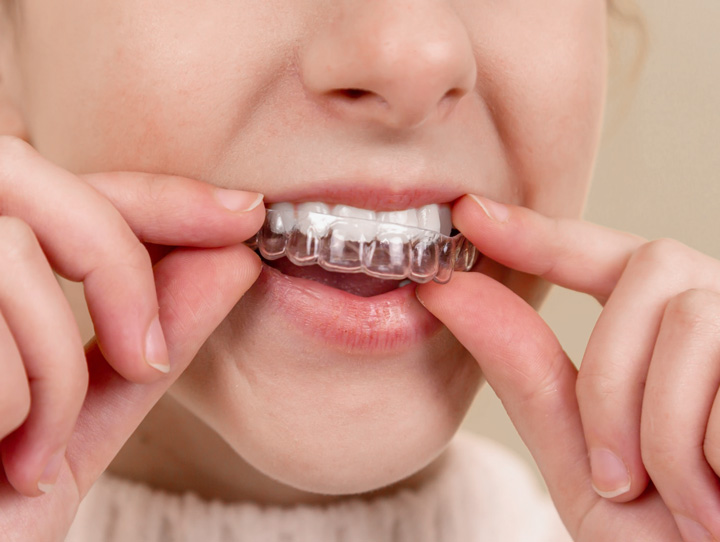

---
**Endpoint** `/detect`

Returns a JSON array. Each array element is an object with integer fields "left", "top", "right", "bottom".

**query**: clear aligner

[{"left": 253, "top": 204, "right": 478, "bottom": 284}]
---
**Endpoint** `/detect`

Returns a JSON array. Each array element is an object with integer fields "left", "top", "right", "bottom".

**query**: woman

[{"left": 0, "top": 0, "right": 718, "bottom": 540}]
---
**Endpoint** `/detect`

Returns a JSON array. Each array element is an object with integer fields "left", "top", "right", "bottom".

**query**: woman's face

[{"left": 1, "top": 1, "right": 607, "bottom": 494}]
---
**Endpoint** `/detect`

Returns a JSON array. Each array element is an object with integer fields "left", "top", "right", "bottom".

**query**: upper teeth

[{"left": 268, "top": 202, "right": 452, "bottom": 241}]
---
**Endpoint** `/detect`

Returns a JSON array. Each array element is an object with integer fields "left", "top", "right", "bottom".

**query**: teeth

[
  {"left": 269, "top": 202, "right": 296, "bottom": 232},
  {"left": 378, "top": 209, "right": 419, "bottom": 228},
  {"left": 332, "top": 204, "right": 376, "bottom": 222},
  {"left": 268, "top": 202, "right": 448, "bottom": 237},
  {"left": 296, "top": 202, "right": 332, "bottom": 236},
  {"left": 438, "top": 205, "right": 452, "bottom": 236},
  {"left": 376, "top": 208, "right": 417, "bottom": 242},
  {"left": 417, "top": 205, "right": 443, "bottom": 235},
  {"left": 331, "top": 205, "right": 377, "bottom": 242},
  {"left": 258, "top": 202, "right": 478, "bottom": 284}
]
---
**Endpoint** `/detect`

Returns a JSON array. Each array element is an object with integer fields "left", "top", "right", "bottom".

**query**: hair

[
  {"left": 607, "top": 0, "right": 647, "bottom": 78},
  {"left": 609, "top": 0, "right": 645, "bottom": 31},
  {"left": 603, "top": 0, "right": 648, "bottom": 131}
]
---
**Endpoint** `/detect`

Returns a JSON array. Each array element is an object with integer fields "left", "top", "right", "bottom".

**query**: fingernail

[
  {"left": 214, "top": 189, "right": 264, "bottom": 212},
  {"left": 674, "top": 514, "right": 714, "bottom": 542},
  {"left": 145, "top": 315, "right": 170, "bottom": 373},
  {"left": 468, "top": 194, "right": 510, "bottom": 223},
  {"left": 38, "top": 448, "right": 65, "bottom": 494},
  {"left": 589, "top": 448, "right": 631, "bottom": 498}
]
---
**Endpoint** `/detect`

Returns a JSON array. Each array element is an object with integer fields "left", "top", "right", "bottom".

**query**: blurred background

[
  {"left": 59, "top": 0, "right": 720, "bottom": 488},
  {"left": 463, "top": 0, "right": 720, "bottom": 485}
]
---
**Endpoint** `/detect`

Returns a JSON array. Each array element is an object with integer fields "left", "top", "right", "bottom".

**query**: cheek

[
  {"left": 17, "top": 1, "right": 296, "bottom": 175},
  {"left": 462, "top": 0, "right": 608, "bottom": 217},
  {"left": 171, "top": 306, "right": 482, "bottom": 494}
]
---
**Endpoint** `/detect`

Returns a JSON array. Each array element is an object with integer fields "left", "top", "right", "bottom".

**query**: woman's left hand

[{"left": 417, "top": 194, "right": 720, "bottom": 541}]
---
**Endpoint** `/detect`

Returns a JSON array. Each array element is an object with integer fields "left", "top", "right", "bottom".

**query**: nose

[{"left": 300, "top": 1, "right": 478, "bottom": 129}]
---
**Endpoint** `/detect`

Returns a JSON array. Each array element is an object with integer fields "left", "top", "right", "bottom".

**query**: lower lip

[{"left": 250, "top": 264, "right": 444, "bottom": 352}]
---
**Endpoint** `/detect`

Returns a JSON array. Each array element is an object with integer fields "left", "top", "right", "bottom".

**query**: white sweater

[{"left": 65, "top": 431, "right": 571, "bottom": 542}]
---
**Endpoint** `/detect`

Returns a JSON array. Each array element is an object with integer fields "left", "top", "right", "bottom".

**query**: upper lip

[{"left": 263, "top": 181, "right": 466, "bottom": 212}]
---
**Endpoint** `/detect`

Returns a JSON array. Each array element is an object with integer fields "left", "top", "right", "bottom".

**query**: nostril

[
  {"left": 440, "top": 88, "right": 466, "bottom": 106},
  {"left": 444, "top": 88, "right": 464, "bottom": 100},
  {"left": 337, "top": 88, "right": 372, "bottom": 100}
]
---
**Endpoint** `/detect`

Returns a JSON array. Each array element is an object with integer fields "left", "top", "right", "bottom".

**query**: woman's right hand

[
  {"left": 0, "top": 136, "right": 265, "bottom": 540},
  {"left": 418, "top": 195, "right": 720, "bottom": 541}
]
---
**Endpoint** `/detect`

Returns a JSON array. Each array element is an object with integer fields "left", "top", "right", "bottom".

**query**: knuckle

[
  {"left": 120, "top": 238, "right": 152, "bottom": 272},
  {"left": 55, "top": 377, "right": 89, "bottom": 419},
  {"left": 0, "top": 136, "right": 33, "bottom": 186},
  {"left": 630, "top": 238, "right": 688, "bottom": 270},
  {"left": 55, "top": 353, "right": 90, "bottom": 402},
  {"left": 704, "top": 436, "right": 720, "bottom": 474},
  {"left": 703, "top": 429, "right": 720, "bottom": 478},
  {"left": 0, "top": 378, "right": 31, "bottom": 436},
  {"left": 35, "top": 355, "right": 89, "bottom": 421},
  {"left": 576, "top": 363, "right": 621, "bottom": 406},
  {"left": 92, "top": 230, "right": 151, "bottom": 277},
  {"left": 513, "top": 343, "right": 568, "bottom": 407},
  {"left": 145, "top": 173, "right": 175, "bottom": 205},
  {"left": 664, "top": 289, "right": 720, "bottom": 336},
  {"left": 0, "top": 216, "right": 40, "bottom": 264},
  {"left": 0, "top": 134, "right": 31, "bottom": 153},
  {"left": 0, "top": 134, "right": 32, "bottom": 163},
  {"left": 68, "top": 359, "right": 90, "bottom": 403},
  {"left": 640, "top": 420, "right": 681, "bottom": 474}
]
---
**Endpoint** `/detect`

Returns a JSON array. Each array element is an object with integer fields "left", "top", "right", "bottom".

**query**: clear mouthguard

[{"left": 251, "top": 207, "right": 478, "bottom": 284}]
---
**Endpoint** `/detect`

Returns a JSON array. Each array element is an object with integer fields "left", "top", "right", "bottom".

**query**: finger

[
  {"left": 456, "top": 193, "right": 720, "bottom": 509},
  {"left": 453, "top": 194, "right": 645, "bottom": 302},
  {"left": 642, "top": 289, "right": 720, "bottom": 540},
  {"left": 416, "top": 273, "right": 596, "bottom": 536},
  {"left": 67, "top": 245, "right": 262, "bottom": 498},
  {"left": 0, "top": 137, "right": 169, "bottom": 382},
  {"left": 82, "top": 172, "right": 265, "bottom": 246},
  {"left": 576, "top": 240, "right": 720, "bottom": 503},
  {"left": 0, "top": 312, "right": 30, "bottom": 440},
  {"left": 0, "top": 217, "right": 87, "bottom": 497}
]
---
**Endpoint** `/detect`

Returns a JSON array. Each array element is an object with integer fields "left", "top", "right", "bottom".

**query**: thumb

[
  {"left": 68, "top": 244, "right": 261, "bottom": 497},
  {"left": 416, "top": 272, "right": 596, "bottom": 534}
]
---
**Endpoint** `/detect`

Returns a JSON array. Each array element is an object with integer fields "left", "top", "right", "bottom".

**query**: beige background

[
  {"left": 463, "top": 0, "right": 720, "bottom": 484},
  {"left": 60, "top": 1, "right": 720, "bottom": 487}
]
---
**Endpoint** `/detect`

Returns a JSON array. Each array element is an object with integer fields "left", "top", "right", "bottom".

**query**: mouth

[
  {"left": 251, "top": 201, "right": 478, "bottom": 297},
  {"left": 240, "top": 192, "right": 479, "bottom": 352}
]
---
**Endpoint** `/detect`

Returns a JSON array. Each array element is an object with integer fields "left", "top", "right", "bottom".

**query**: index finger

[
  {"left": 0, "top": 244, "right": 262, "bottom": 538},
  {"left": 454, "top": 194, "right": 645, "bottom": 302},
  {"left": 81, "top": 172, "right": 265, "bottom": 247},
  {"left": 71, "top": 244, "right": 262, "bottom": 499},
  {"left": 416, "top": 272, "right": 682, "bottom": 540},
  {"left": 417, "top": 272, "right": 595, "bottom": 534},
  {"left": 0, "top": 137, "right": 168, "bottom": 381}
]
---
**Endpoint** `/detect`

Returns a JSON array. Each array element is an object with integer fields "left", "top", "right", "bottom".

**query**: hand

[
  {"left": 417, "top": 194, "right": 720, "bottom": 541},
  {"left": 0, "top": 136, "right": 264, "bottom": 541}
]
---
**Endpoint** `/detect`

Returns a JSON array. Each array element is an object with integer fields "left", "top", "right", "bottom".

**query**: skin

[{"left": 0, "top": 1, "right": 718, "bottom": 541}]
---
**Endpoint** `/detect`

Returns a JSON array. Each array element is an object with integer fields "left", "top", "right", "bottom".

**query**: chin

[
  {"left": 240, "top": 402, "right": 468, "bottom": 496},
  {"left": 232, "top": 381, "right": 479, "bottom": 496},
  {"left": 181, "top": 293, "right": 482, "bottom": 495}
]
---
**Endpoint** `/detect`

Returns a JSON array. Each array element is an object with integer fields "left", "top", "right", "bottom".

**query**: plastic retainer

[{"left": 252, "top": 208, "right": 478, "bottom": 284}]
